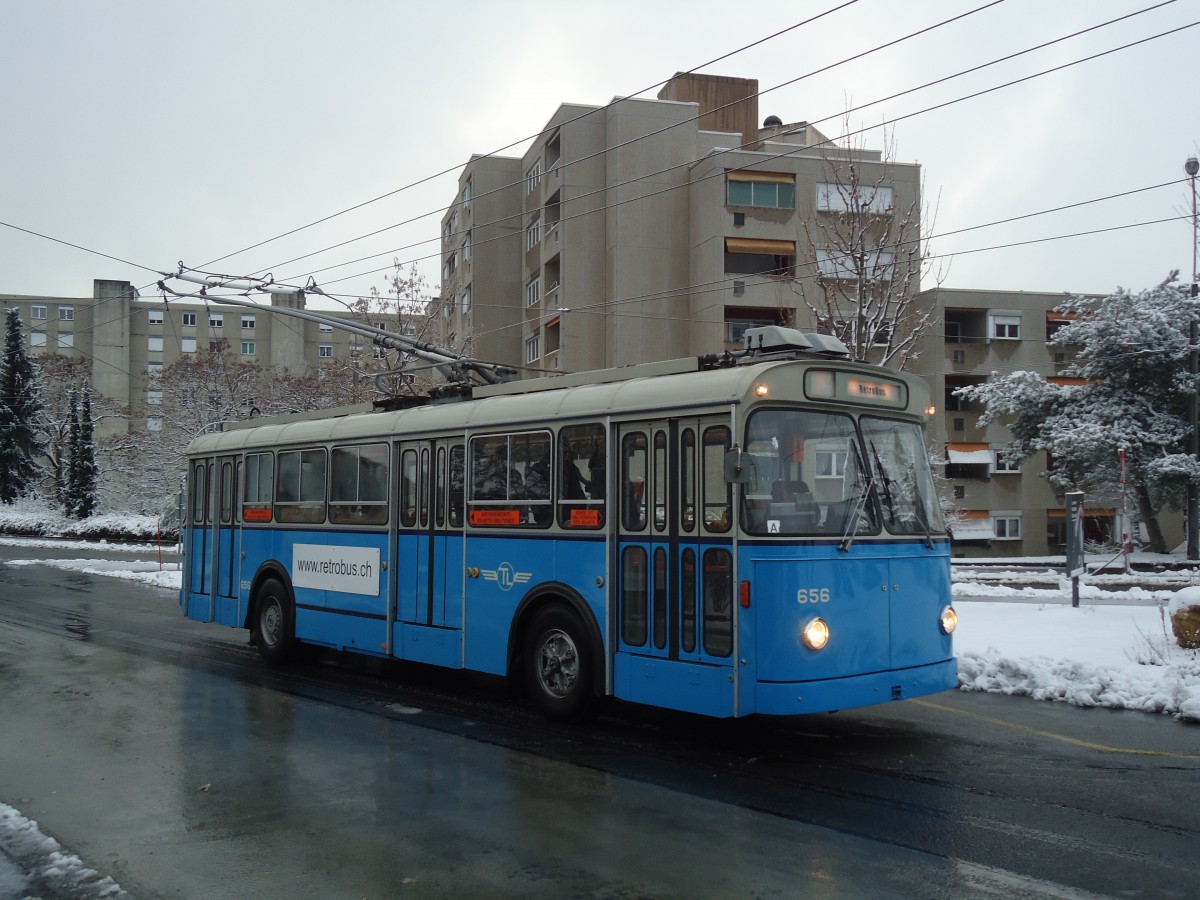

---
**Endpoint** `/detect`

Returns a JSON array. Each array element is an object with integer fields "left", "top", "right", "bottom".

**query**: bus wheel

[
  {"left": 523, "top": 606, "right": 596, "bottom": 722},
  {"left": 254, "top": 578, "right": 295, "bottom": 664}
]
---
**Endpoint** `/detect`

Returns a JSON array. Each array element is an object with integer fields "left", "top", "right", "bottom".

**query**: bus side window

[
  {"left": 191, "top": 462, "right": 206, "bottom": 525},
  {"left": 275, "top": 448, "right": 327, "bottom": 524},
  {"left": 330, "top": 443, "right": 389, "bottom": 526},
  {"left": 557, "top": 424, "right": 604, "bottom": 529},
  {"left": 621, "top": 432, "right": 648, "bottom": 531},
  {"left": 680, "top": 429, "right": 696, "bottom": 533},
  {"left": 400, "top": 449, "right": 418, "bottom": 528},
  {"left": 448, "top": 445, "right": 465, "bottom": 527},
  {"left": 243, "top": 452, "right": 273, "bottom": 523},
  {"left": 702, "top": 426, "right": 732, "bottom": 533}
]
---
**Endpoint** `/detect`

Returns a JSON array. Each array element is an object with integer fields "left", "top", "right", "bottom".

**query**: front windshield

[
  {"left": 860, "top": 416, "right": 946, "bottom": 536},
  {"left": 740, "top": 409, "right": 878, "bottom": 537}
]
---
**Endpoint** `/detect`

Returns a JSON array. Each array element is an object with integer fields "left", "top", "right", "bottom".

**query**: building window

[
  {"left": 148, "top": 336, "right": 164, "bottom": 352},
  {"left": 209, "top": 340, "right": 223, "bottom": 353},
  {"left": 816, "top": 182, "right": 895, "bottom": 213},
  {"left": 462, "top": 179, "right": 472, "bottom": 203},
  {"left": 462, "top": 286, "right": 472, "bottom": 314},
  {"left": 209, "top": 313, "right": 223, "bottom": 328},
  {"left": 242, "top": 314, "right": 255, "bottom": 329},
  {"left": 953, "top": 485, "right": 966, "bottom": 500},
  {"left": 319, "top": 322, "right": 333, "bottom": 332},
  {"left": 30, "top": 332, "right": 46, "bottom": 347},
  {"left": 182, "top": 312, "right": 197, "bottom": 327},
  {"left": 58, "top": 305, "right": 74, "bottom": 321},
  {"left": 147, "top": 362, "right": 162, "bottom": 376},
  {"left": 319, "top": 344, "right": 333, "bottom": 358},
  {"left": 992, "top": 315, "right": 1021, "bottom": 340},
  {"left": 952, "top": 417, "right": 965, "bottom": 432},
  {"left": 31, "top": 305, "right": 47, "bottom": 320},
  {"left": 815, "top": 450, "right": 848, "bottom": 478},
  {"left": 815, "top": 248, "right": 894, "bottom": 280},
  {"left": 994, "top": 514, "right": 1022, "bottom": 540},
  {"left": 525, "top": 334, "right": 541, "bottom": 364},
  {"left": 526, "top": 160, "right": 541, "bottom": 194},
  {"left": 463, "top": 232, "right": 471, "bottom": 261},
  {"left": 526, "top": 216, "right": 541, "bottom": 251},
  {"left": 147, "top": 418, "right": 162, "bottom": 432},
  {"left": 993, "top": 450, "right": 1021, "bottom": 473},
  {"left": 373, "top": 346, "right": 388, "bottom": 360},
  {"left": 56, "top": 333, "right": 74, "bottom": 348},
  {"left": 181, "top": 337, "right": 197, "bottom": 353},
  {"left": 526, "top": 276, "right": 541, "bottom": 308},
  {"left": 241, "top": 341, "right": 256, "bottom": 355},
  {"left": 146, "top": 390, "right": 163, "bottom": 406},
  {"left": 726, "top": 172, "right": 796, "bottom": 209},
  {"left": 350, "top": 342, "right": 363, "bottom": 357},
  {"left": 402, "top": 322, "right": 417, "bottom": 337},
  {"left": 724, "top": 238, "right": 796, "bottom": 277},
  {"left": 952, "top": 349, "right": 966, "bottom": 363}
]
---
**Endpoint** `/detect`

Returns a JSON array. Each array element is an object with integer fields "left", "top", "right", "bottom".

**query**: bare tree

[
  {"left": 794, "top": 121, "right": 943, "bottom": 368},
  {"left": 346, "top": 260, "right": 443, "bottom": 396}
]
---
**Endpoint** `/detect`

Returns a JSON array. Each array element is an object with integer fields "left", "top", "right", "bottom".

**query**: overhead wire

[
  {"left": 257, "top": 0, "right": 1013, "bottom": 280},
  {"left": 275, "top": 6, "right": 1192, "bottom": 294},
  {"left": 195, "top": 1, "right": 861, "bottom": 274}
]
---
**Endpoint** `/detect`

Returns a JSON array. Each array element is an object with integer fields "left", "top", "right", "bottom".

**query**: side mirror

[{"left": 724, "top": 447, "right": 752, "bottom": 484}]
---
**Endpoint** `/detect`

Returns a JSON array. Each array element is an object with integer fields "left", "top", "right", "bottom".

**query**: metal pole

[{"left": 1187, "top": 158, "right": 1199, "bottom": 560}]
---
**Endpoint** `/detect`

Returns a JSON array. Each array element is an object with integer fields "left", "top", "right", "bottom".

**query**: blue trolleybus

[{"left": 180, "top": 327, "right": 957, "bottom": 720}]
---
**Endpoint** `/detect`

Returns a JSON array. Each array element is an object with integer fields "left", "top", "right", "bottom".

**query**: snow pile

[
  {"left": 7, "top": 556, "right": 181, "bottom": 589},
  {"left": 0, "top": 499, "right": 164, "bottom": 541},
  {"left": 0, "top": 802, "right": 127, "bottom": 898},
  {"left": 954, "top": 595, "right": 1200, "bottom": 722}
]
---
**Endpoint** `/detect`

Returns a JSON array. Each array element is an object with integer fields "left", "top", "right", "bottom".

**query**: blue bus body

[{"left": 180, "top": 347, "right": 957, "bottom": 720}]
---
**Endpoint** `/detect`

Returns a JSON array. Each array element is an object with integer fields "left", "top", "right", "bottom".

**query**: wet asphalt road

[{"left": 0, "top": 542, "right": 1197, "bottom": 898}]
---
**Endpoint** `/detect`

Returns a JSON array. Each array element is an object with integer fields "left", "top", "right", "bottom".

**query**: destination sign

[{"left": 804, "top": 369, "right": 907, "bottom": 408}]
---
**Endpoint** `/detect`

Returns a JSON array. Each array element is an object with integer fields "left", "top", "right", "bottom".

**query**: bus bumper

[{"left": 754, "top": 658, "right": 958, "bottom": 716}]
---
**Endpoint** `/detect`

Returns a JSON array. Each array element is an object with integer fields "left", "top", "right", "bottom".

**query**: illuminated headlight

[
  {"left": 940, "top": 605, "right": 958, "bottom": 635},
  {"left": 802, "top": 617, "right": 830, "bottom": 651}
]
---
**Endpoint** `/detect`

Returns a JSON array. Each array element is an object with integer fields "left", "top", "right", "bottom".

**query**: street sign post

[{"left": 1065, "top": 491, "right": 1085, "bottom": 607}]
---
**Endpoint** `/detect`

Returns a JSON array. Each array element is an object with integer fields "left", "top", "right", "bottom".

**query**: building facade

[{"left": 0, "top": 279, "right": 398, "bottom": 438}]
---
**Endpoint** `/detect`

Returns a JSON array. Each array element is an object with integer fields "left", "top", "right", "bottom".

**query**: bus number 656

[{"left": 797, "top": 588, "right": 831, "bottom": 604}]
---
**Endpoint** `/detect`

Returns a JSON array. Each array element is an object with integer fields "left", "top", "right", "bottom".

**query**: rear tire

[
  {"left": 523, "top": 605, "right": 597, "bottom": 722},
  {"left": 254, "top": 578, "right": 295, "bottom": 664}
]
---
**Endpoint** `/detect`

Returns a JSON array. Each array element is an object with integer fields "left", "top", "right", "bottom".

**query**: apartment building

[
  {"left": 437, "top": 72, "right": 921, "bottom": 374},
  {"left": 911, "top": 287, "right": 1181, "bottom": 558}
]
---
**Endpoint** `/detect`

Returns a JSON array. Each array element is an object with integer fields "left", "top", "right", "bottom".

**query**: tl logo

[{"left": 482, "top": 562, "right": 532, "bottom": 592}]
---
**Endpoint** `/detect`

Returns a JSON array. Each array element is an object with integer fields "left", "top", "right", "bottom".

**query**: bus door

[
  {"left": 393, "top": 440, "right": 462, "bottom": 668},
  {"left": 615, "top": 419, "right": 736, "bottom": 717},
  {"left": 185, "top": 458, "right": 211, "bottom": 617},
  {"left": 211, "top": 454, "right": 240, "bottom": 626}
]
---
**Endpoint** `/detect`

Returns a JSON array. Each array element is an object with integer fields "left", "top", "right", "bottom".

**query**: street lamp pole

[{"left": 1187, "top": 156, "right": 1199, "bottom": 561}]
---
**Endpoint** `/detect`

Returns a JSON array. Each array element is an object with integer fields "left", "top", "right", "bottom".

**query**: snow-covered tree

[
  {"left": 793, "top": 122, "right": 942, "bottom": 368},
  {"left": 0, "top": 308, "right": 45, "bottom": 503},
  {"left": 65, "top": 383, "right": 98, "bottom": 518},
  {"left": 958, "top": 275, "right": 1196, "bottom": 553}
]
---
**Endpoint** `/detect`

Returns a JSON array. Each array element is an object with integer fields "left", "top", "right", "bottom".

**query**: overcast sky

[{"left": 1, "top": 0, "right": 1196, "bottom": 309}]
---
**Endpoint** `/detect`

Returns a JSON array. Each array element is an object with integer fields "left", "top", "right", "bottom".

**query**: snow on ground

[
  {"left": 2, "top": 543, "right": 1197, "bottom": 723},
  {"left": 0, "top": 802, "right": 127, "bottom": 898}
]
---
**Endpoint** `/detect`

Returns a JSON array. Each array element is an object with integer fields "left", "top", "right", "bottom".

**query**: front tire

[
  {"left": 254, "top": 578, "right": 295, "bottom": 664},
  {"left": 523, "top": 605, "right": 597, "bottom": 722}
]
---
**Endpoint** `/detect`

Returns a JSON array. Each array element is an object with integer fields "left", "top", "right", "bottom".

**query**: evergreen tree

[
  {"left": 71, "top": 384, "right": 98, "bottom": 518},
  {"left": 0, "top": 308, "right": 45, "bottom": 503},
  {"left": 64, "top": 388, "right": 79, "bottom": 516}
]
